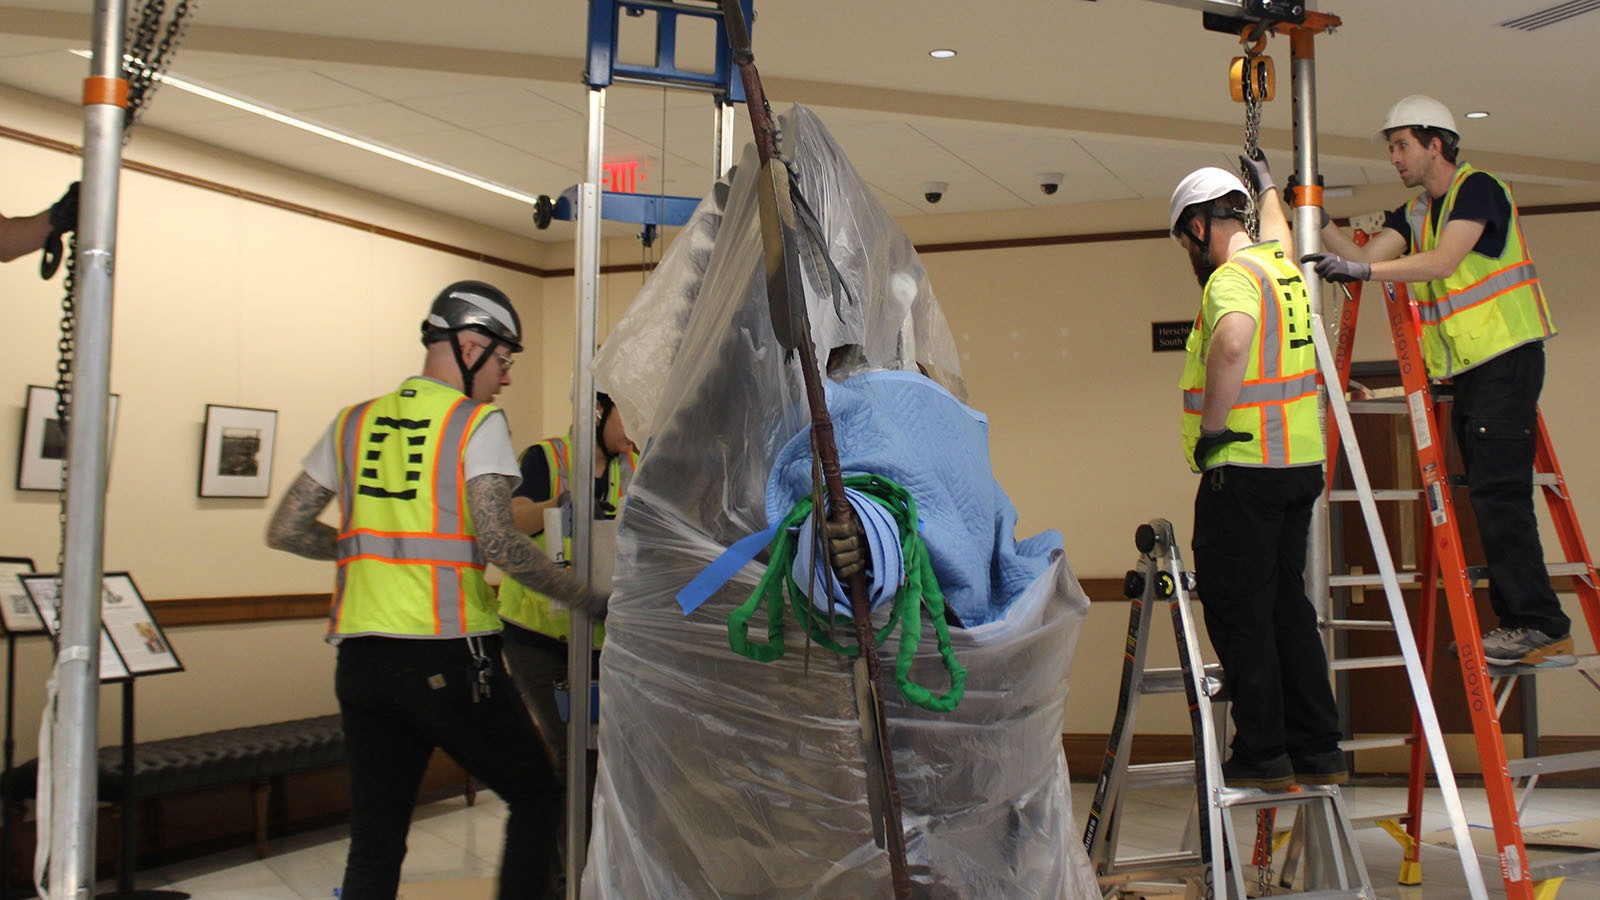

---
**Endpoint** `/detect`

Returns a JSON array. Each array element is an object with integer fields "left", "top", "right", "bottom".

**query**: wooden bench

[{"left": 7, "top": 714, "right": 347, "bottom": 858}]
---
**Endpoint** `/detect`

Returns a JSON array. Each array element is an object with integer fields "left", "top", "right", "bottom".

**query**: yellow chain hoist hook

[{"left": 1229, "top": 23, "right": 1276, "bottom": 103}]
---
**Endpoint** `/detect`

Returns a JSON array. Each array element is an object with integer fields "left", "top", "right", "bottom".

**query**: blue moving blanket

[{"left": 766, "top": 370, "right": 1061, "bottom": 627}]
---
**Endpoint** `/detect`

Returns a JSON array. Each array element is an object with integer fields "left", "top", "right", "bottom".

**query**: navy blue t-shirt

[{"left": 1382, "top": 170, "right": 1512, "bottom": 258}]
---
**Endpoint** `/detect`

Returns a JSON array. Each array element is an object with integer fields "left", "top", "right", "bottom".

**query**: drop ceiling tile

[
  {"left": 205, "top": 69, "right": 380, "bottom": 112},
  {"left": 400, "top": 87, "right": 580, "bottom": 130}
]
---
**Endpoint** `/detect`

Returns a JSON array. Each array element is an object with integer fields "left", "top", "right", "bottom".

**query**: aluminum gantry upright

[{"left": 564, "top": 3, "right": 751, "bottom": 896}]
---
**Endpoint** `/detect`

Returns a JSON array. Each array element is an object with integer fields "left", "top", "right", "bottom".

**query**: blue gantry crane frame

[
  {"left": 535, "top": 0, "right": 753, "bottom": 244},
  {"left": 559, "top": 3, "right": 752, "bottom": 897}
]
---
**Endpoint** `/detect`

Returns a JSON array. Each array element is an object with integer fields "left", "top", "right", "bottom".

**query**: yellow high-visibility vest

[
  {"left": 1404, "top": 164, "right": 1555, "bottom": 378},
  {"left": 497, "top": 436, "right": 636, "bottom": 645},
  {"left": 1180, "top": 241, "right": 1324, "bottom": 471},
  {"left": 328, "top": 377, "right": 502, "bottom": 639}
]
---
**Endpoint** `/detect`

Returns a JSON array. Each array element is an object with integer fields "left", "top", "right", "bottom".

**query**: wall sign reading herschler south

[{"left": 1151, "top": 320, "right": 1194, "bottom": 353}]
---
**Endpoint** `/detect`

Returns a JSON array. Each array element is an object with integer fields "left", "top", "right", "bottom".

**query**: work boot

[
  {"left": 1222, "top": 753, "right": 1294, "bottom": 790},
  {"left": 1448, "top": 625, "right": 1514, "bottom": 660},
  {"left": 1482, "top": 627, "right": 1575, "bottom": 668},
  {"left": 1291, "top": 748, "right": 1349, "bottom": 786}
]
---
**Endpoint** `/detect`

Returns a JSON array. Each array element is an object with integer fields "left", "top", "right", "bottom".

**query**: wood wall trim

[
  {"left": 151, "top": 593, "right": 329, "bottom": 627},
  {"left": 0, "top": 124, "right": 547, "bottom": 278}
]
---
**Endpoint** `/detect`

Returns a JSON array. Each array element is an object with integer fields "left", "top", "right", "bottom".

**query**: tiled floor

[{"left": 94, "top": 783, "right": 1598, "bottom": 898}]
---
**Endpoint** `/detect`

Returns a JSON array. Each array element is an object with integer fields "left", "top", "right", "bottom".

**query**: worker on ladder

[
  {"left": 1169, "top": 155, "right": 1348, "bottom": 789},
  {"left": 1304, "top": 95, "right": 1572, "bottom": 669}
]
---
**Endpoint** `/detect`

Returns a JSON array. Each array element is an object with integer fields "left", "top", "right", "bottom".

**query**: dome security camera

[
  {"left": 922, "top": 181, "right": 947, "bottom": 204},
  {"left": 1038, "top": 172, "right": 1064, "bottom": 196}
]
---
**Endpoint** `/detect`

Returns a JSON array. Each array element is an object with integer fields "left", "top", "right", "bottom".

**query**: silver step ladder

[{"left": 1083, "top": 519, "right": 1376, "bottom": 899}]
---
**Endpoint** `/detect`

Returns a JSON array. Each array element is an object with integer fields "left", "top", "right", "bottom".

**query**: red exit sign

[{"left": 603, "top": 160, "right": 646, "bottom": 193}]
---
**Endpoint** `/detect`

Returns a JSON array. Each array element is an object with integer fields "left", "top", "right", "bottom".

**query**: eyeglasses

[{"left": 492, "top": 351, "right": 515, "bottom": 372}]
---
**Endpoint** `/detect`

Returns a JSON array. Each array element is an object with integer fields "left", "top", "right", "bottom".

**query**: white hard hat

[
  {"left": 1376, "top": 94, "right": 1458, "bottom": 144},
  {"left": 1169, "top": 167, "right": 1247, "bottom": 240}
]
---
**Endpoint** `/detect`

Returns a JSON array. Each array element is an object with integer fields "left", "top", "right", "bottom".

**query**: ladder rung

[
  {"left": 1530, "top": 850, "right": 1600, "bottom": 882},
  {"left": 1508, "top": 748, "right": 1600, "bottom": 779},
  {"left": 1329, "top": 655, "right": 1406, "bottom": 672},
  {"left": 1329, "top": 572, "right": 1418, "bottom": 587},
  {"left": 1347, "top": 399, "right": 1407, "bottom": 414},
  {"left": 1273, "top": 891, "right": 1369, "bottom": 900},
  {"left": 1466, "top": 562, "right": 1591, "bottom": 583},
  {"left": 1139, "top": 664, "right": 1224, "bottom": 696},
  {"left": 1339, "top": 735, "right": 1412, "bottom": 753},
  {"left": 1124, "top": 760, "right": 1199, "bottom": 789},
  {"left": 1325, "top": 618, "right": 1398, "bottom": 632},
  {"left": 1216, "top": 783, "right": 1342, "bottom": 809},
  {"left": 1350, "top": 811, "right": 1413, "bottom": 830},
  {"left": 1328, "top": 488, "right": 1422, "bottom": 502},
  {"left": 1099, "top": 853, "right": 1206, "bottom": 876}
]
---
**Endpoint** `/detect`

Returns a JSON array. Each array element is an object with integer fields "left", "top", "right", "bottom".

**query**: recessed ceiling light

[
  {"left": 929, "top": 49, "right": 957, "bottom": 59},
  {"left": 1465, "top": 110, "right": 1490, "bottom": 119}
]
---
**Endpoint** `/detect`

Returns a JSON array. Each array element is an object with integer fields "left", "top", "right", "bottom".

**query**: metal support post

[
  {"left": 714, "top": 99, "right": 737, "bottom": 177},
  {"left": 1288, "top": 26, "right": 1332, "bottom": 645},
  {"left": 50, "top": 0, "right": 128, "bottom": 896},
  {"left": 564, "top": 85, "right": 606, "bottom": 900}
]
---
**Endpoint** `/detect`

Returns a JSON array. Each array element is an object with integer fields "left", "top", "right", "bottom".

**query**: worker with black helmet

[
  {"left": 1170, "top": 156, "right": 1345, "bottom": 790},
  {"left": 1305, "top": 95, "right": 1571, "bottom": 669},
  {"left": 267, "top": 279, "right": 603, "bottom": 899}
]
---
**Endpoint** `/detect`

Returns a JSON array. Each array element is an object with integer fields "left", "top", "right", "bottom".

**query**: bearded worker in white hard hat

[
  {"left": 1305, "top": 95, "right": 1571, "bottom": 670},
  {"left": 1170, "top": 154, "right": 1346, "bottom": 790}
]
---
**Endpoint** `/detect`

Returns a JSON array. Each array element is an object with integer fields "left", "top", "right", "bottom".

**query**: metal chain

[
  {"left": 123, "top": 0, "right": 165, "bottom": 127},
  {"left": 54, "top": 236, "right": 77, "bottom": 577},
  {"left": 1239, "top": 36, "right": 1265, "bottom": 242},
  {"left": 124, "top": 0, "right": 197, "bottom": 136}
]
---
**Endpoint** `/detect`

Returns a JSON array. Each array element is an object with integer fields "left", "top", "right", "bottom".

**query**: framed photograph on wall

[
  {"left": 16, "top": 385, "right": 121, "bottom": 492},
  {"left": 199, "top": 404, "right": 277, "bottom": 498},
  {"left": 0, "top": 557, "right": 43, "bottom": 634}
]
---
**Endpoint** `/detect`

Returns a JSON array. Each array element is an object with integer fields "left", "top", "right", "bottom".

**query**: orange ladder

[{"left": 1324, "top": 276, "right": 1600, "bottom": 898}]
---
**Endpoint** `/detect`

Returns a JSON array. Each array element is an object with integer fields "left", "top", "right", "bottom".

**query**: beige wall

[{"left": 4, "top": 85, "right": 1598, "bottom": 761}]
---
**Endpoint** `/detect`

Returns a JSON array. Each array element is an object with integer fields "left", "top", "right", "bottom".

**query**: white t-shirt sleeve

[
  {"left": 300, "top": 419, "right": 340, "bottom": 491},
  {"left": 464, "top": 409, "right": 522, "bottom": 488}
]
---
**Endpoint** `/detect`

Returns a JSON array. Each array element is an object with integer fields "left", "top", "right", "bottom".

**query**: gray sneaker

[
  {"left": 1481, "top": 627, "right": 1575, "bottom": 668},
  {"left": 1450, "top": 625, "right": 1515, "bottom": 660}
]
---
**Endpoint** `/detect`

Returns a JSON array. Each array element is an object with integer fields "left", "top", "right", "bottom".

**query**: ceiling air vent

[{"left": 1500, "top": 0, "right": 1600, "bottom": 31}]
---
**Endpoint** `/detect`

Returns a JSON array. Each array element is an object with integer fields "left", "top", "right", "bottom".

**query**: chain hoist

[{"left": 1230, "top": 23, "right": 1274, "bottom": 241}]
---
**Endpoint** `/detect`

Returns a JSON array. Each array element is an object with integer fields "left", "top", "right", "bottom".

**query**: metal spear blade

[{"left": 756, "top": 159, "right": 808, "bottom": 353}]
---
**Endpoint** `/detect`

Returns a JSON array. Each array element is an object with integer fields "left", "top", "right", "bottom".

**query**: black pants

[
  {"left": 501, "top": 628, "right": 600, "bottom": 836},
  {"left": 1450, "top": 342, "right": 1570, "bottom": 637},
  {"left": 1192, "top": 464, "right": 1340, "bottom": 764},
  {"left": 335, "top": 635, "right": 560, "bottom": 900}
]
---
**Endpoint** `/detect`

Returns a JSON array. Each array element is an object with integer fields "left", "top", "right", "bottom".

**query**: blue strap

[{"left": 676, "top": 521, "right": 781, "bottom": 615}]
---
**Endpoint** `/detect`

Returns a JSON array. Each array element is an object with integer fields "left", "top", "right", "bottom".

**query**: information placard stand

[
  {"left": 19, "top": 573, "right": 187, "bottom": 899},
  {"left": 0, "top": 557, "right": 46, "bottom": 899}
]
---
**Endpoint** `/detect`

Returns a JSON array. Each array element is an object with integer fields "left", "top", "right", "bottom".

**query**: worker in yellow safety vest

[
  {"left": 267, "top": 280, "right": 604, "bottom": 900},
  {"left": 499, "top": 392, "right": 638, "bottom": 794},
  {"left": 1171, "top": 155, "right": 1345, "bottom": 791},
  {"left": 1305, "top": 95, "right": 1572, "bottom": 669}
]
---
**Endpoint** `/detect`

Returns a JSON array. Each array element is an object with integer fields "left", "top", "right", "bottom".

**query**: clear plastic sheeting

[{"left": 586, "top": 105, "right": 1099, "bottom": 898}]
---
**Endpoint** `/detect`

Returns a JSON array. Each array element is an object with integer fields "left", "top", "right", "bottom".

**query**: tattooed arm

[
  {"left": 266, "top": 472, "right": 338, "bottom": 560},
  {"left": 468, "top": 473, "right": 606, "bottom": 614}
]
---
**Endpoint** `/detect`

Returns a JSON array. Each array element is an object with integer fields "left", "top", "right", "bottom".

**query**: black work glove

[
  {"left": 1302, "top": 251, "right": 1371, "bottom": 283},
  {"left": 1240, "top": 150, "right": 1274, "bottom": 196},
  {"left": 49, "top": 182, "right": 79, "bottom": 234},
  {"left": 39, "top": 182, "right": 79, "bottom": 280},
  {"left": 1194, "top": 428, "right": 1252, "bottom": 467},
  {"left": 824, "top": 515, "right": 866, "bottom": 581}
]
